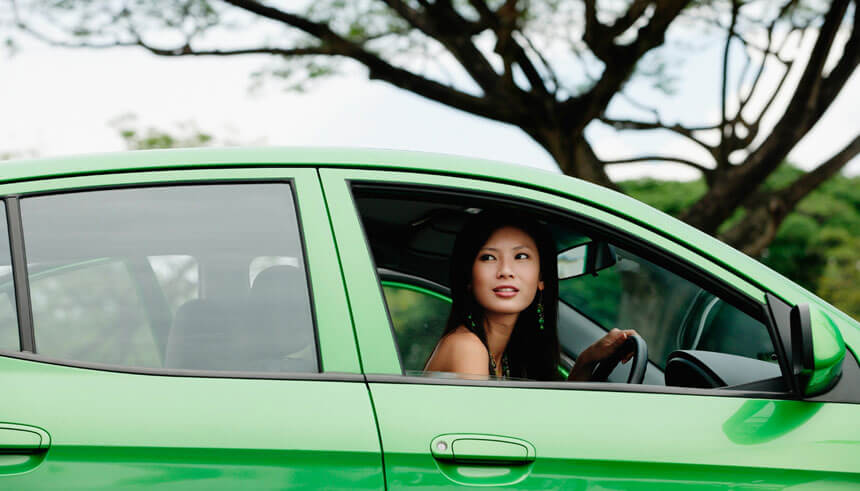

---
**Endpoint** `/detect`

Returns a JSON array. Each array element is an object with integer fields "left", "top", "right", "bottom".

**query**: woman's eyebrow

[{"left": 481, "top": 245, "right": 533, "bottom": 251}]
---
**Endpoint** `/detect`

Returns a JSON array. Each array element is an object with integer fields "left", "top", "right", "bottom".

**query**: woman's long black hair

[{"left": 441, "top": 210, "right": 560, "bottom": 381}]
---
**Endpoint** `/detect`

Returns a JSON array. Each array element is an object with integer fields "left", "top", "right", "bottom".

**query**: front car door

[
  {"left": 0, "top": 167, "right": 382, "bottom": 489},
  {"left": 320, "top": 167, "right": 860, "bottom": 489}
]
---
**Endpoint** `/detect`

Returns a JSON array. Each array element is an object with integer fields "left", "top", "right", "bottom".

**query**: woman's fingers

[{"left": 614, "top": 329, "right": 638, "bottom": 363}]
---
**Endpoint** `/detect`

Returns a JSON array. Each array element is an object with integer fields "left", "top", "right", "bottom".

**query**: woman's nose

[{"left": 497, "top": 259, "right": 514, "bottom": 277}]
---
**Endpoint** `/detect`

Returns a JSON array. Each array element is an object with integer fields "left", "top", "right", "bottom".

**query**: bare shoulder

[
  {"left": 444, "top": 326, "right": 486, "bottom": 350},
  {"left": 425, "top": 326, "right": 489, "bottom": 375}
]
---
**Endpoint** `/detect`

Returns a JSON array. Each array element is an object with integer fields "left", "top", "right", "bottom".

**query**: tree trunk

[{"left": 530, "top": 127, "right": 619, "bottom": 191}]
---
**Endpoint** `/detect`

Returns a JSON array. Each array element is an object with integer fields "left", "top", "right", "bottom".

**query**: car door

[
  {"left": 320, "top": 167, "right": 860, "bottom": 489},
  {"left": 0, "top": 168, "right": 383, "bottom": 489}
]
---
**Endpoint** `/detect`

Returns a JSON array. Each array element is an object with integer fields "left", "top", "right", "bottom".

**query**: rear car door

[
  {"left": 0, "top": 168, "right": 382, "bottom": 489},
  {"left": 321, "top": 167, "right": 859, "bottom": 489}
]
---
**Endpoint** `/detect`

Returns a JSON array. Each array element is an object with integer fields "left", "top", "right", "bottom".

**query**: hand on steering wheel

[
  {"left": 569, "top": 328, "right": 648, "bottom": 384},
  {"left": 591, "top": 334, "right": 647, "bottom": 383}
]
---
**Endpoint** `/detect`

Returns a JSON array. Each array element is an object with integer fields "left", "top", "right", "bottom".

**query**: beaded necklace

[
  {"left": 488, "top": 349, "right": 510, "bottom": 378},
  {"left": 467, "top": 313, "right": 510, "bottom": 379}
]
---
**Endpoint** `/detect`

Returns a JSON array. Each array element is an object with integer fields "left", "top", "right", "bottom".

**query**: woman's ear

[{"left": 538, "top": 280, "right": 544, "bottom": 291}]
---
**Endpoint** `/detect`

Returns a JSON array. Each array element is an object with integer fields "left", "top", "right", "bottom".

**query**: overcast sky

[{"left": 2, "top": 34, "right": 858, "bottom": 181}]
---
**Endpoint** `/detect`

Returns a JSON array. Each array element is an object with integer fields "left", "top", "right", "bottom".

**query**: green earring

[
  {"left": 537, "top": 292, "right": 545, "bottom": 330},
  {"left": 467, "top": 312, "right": 479, "bottom": 331}
]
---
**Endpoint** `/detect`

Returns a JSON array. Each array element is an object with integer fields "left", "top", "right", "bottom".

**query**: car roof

[{"left": 0, "top": 147, "right": 854, "bottom": 329}]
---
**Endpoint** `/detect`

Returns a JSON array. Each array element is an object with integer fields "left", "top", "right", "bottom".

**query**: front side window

[
  {"left": 353, "top": 185, "right": 780, "bottom": 390},
  {"left": 559, "top": 246, "right": 776, "bottom": 368},
  {"left": 20, "top": 183, "right": 317, "bottom": 373}
]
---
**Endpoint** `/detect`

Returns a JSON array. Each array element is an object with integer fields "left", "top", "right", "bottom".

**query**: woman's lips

[{"left": 493, "top": 286, "right": 519, "bottom": 298}]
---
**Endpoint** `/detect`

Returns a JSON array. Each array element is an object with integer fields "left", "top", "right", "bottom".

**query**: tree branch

[
  {"left": 682, "top": 0, "right": 857, "bottom": 234},
  {"left": 738, "top": 0, "right": 854, "bottom": 180},
  {"left": 599, "top": 116, "right": 717, "bottom": 155},
  {"left": 812, "top": 1, "right": 860, "bottom": 122},
  {"left": 566, "top": 0, "right": 690, "bottom": 132},
  {"left": 718, "top": 0, "right": 741, "bottom": 169},
  {"left": 517, "top": 31, "right": 560, "bottom": 95},
  {"left": 603, "top": 155, "right": 713, "bottom": 173},
  {"left": 782, "top": 133, "right": 860, "bottom": 205},
  {"left": 719, "top": 133, "right": 860, "bottom": 256},
  {"left": 606, "top": 0, "right": 652, "bottom": 38},
  {"left": 378, "top": 0, "right": 502, "bottom": 96}
]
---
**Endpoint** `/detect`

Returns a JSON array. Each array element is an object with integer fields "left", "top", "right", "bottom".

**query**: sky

[{"left": 1, "top": 26, "right": 858, "bottom": 182}]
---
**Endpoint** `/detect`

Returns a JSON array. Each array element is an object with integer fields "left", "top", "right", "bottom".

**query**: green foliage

[
  {"left": 111, "top": 115, "right": 215, "bottom": 150},
  {"left": 383, "top": 285, "right": 451, "bottom": 372},
  {"left": 621, "top": 166, "right": 860, "bottom": 320},
  {"left": 815, "top": 229, "right": 860, "bottom": 318},
  {"left": 620, "top": 178, "right": 706, "bottom": 217},
  {"left": 559, "top": 267, "right": 622, "bottom": 330}
]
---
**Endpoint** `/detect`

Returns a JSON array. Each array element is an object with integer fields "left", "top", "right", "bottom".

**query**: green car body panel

[{"left": 0, "top": 148, "right": 857, "bottom": 489}]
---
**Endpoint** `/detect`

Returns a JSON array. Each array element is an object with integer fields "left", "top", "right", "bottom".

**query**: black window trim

[
  {"left": 364, "top": 373, "right": 793, "bottom": 400},
  {"left": 4, "top": 197, "right": 35, "bottom": 353},
  {"left": 347, "top": 180, "right": 797, "bottom": 399},
  {"left": 0, "top": 348, "right": 364, "bottom": 382},
  {"left": 0, "top": 178, "right": 331, "bottom": 379}
]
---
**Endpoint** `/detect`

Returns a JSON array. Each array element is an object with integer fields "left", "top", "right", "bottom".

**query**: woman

[{"left": 424, "top": 211, "right": 637, "bottom": 381}]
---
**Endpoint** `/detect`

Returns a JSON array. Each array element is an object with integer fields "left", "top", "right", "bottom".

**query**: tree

[
  {"left": 621, "top": 166, "right": 860, "bottom": 320},
  {"left": 110, "top": 114, "right": 216, "bottom": 150},
  {"left": 8, "top": 0, "right": 859, "bottom": 255}
]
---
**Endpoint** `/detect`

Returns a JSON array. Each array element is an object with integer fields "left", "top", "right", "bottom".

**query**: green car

[{"left": 0, "top": 148, "right": 857, "bottom": 489}]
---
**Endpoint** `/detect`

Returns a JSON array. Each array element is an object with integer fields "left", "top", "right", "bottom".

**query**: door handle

[
  {"left": 431, "top": 434, "right": 535, "bottom": 465},
  {"left": 0, "top": 423, "right": 50, "bottom": 453}
]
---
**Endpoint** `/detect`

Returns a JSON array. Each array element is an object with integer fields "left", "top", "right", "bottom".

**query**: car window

[
  {"left": 30, "top": 258, "right": 161, "bottom": 367},
  {"left": 148, "top": 255, "right": 199, "bottom": 316},
  {"left": 559, "top": 246, "right": 777, "bottom": 370},
  {"left": 352, "top": 184, "right": 781, "bottom": 389},
  {"left": 382, "top": 281, "right": 451, "bottom": 373},
  {"left": 0, "top": 201, "right": 18, "bottom": 351},
  {"left": 20, "top": 184, "right": 318, "bottom": 373}
]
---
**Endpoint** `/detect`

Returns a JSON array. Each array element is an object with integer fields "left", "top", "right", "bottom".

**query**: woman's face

[{"left": 470, "top": 226, "right": 544, "bottom": 317}]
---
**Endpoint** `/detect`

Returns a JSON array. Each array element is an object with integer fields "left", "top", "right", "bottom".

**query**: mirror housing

[
  {"left": 789, "top": 304, "right": 814, "bottom": 394},
  {"left": 557, "top": 242, "right": 617, "bottom": 280},
  {"left": 766, "top": 294, "right": 845, "bottom": 397}
]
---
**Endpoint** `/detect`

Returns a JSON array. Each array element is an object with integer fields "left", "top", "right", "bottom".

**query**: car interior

[{"left": 351, "top": 183, "right": 787, "bottom": 390}]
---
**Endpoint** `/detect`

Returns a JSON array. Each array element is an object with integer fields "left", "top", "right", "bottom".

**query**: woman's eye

[
  {"left": 479, "top": 254, "right": 496, "bottom": 261},
  {"left": 515, "top": 253, "right": 530, "bottom": 259}
]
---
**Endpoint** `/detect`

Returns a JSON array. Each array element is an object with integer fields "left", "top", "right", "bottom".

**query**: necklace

[
  {"left": 467, "top": 313, "right": 510, "bottom": 378},
  {"left": 488, "top": 349, "right": 510, "bottom": 378}
]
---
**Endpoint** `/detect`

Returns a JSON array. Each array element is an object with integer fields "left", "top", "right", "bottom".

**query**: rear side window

[
  {"left": 30, "top": 259, "right": 160, "bottom": 367},
  {"left": 0, "top": 201, "right": 19, "bottom": 351},
  {"left": 20, "top": 184, "right": 317, "bottom": 373}
]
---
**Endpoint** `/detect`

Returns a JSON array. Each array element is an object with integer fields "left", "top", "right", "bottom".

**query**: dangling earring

[
  {"left": 466, "top": 312, "right": 479, "bottom": 331},
  {"left": 537, "top": 291, "right": 545, "bottom": 330}
]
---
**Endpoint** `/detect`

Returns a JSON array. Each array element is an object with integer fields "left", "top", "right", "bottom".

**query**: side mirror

[
  {"left": 789, "top": 304, "right": 814, "bottom": 394},
  {"left": 557, "top": 242, "right": 617, "bottom": 280},
  {"left": 766, "top": 294, "right": 845, "bottom": 397}
]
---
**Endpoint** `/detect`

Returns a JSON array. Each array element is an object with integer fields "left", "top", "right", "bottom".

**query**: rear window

[{"left": 19, "top": 184, "right": 318, "bottom": 373}]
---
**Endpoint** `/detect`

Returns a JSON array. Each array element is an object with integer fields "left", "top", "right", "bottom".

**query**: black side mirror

[
  {"left": 557, "top": 242, "right": 618, "bottom": 280},
  {"left": 790, "top": 303, "right": 814, "bottom": 394}
]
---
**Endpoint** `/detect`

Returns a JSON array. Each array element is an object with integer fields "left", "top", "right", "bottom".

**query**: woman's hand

[{"left": 568, "top": 328, "right": 639, "bottom": 381}]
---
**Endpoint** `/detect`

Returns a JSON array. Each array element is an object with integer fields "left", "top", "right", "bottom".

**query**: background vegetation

[{"left": 623, "top": 166, "right": 860, "bottom": 319}]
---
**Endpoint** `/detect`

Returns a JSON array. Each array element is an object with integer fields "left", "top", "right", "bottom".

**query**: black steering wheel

[{"left": 590, "top": 335, "right": 648, "bottom": 384}]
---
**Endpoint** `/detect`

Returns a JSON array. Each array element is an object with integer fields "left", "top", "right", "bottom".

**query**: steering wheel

[{"left": 590, "top": 335, "right": 648, "bottom": 384}]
